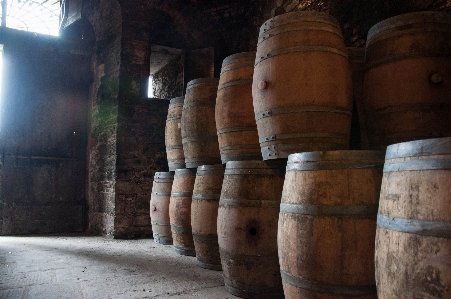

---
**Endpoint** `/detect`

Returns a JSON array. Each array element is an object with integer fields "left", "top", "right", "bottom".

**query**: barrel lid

[
  {"left": 367, "top": 11, "right": 451, "bottom": 42},
  {"left": 259, "top": 11, "right": 341, "bottom": 36},
  {"left": 385, "top": 137, "right": 451, "bottom": 160},
  {"left": 170, "top": 96, "right": 185, "bottom": 104},
  {"left": 288, "top": 150, "right": 385, "bottom": 164},
  {"left": 154, "top": 172, "right": 174, "bottom": 179},
  {"left": 186, "top": 77, "right": 220, "bottom": 89},
  {"left": 221, "top": 51, "right": 257, "bottom": 68}
]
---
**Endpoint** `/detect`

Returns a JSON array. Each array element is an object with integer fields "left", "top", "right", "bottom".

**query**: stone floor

[{"left": 0, "top": 235, "right": 240, "bottom": 299}]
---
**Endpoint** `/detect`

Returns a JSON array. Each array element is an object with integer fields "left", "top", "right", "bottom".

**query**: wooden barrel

[
  {"left": 217, "top": 160, "right": 285, "bottom": 298},
  {"left": 252, "top": 11, "right": 353, "bottom": 160},
  {"left": 375, "top": 137, "right": 451, "bottom": 299},
  {"left": 181, "top": 78, "right": 221, "bottom": 168},
  {"left": 150, "top": 172, "right": 174, "bottom": 245},
  {"left": 165, "top": 96, "right": 185, "bottom": 171},
  {"left": 216, "top": 51, "right": 261, "bottom": 163},
  {"left": 363, "top": 12, "right": 451, "bottom": 148},
  {"left": 347, "top": 47, "right": 370, "bottom": 150},
  {"left": 278, "top": 151, "right": 384, "bottom": 299},
  {"left": 191, "top": 164, "right": 225, "bottom": 270},
  {"left": 169, "top": 168, "right": 196, "bottom": 256}
]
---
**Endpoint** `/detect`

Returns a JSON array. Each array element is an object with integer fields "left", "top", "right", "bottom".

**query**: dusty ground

[{"left": 0, "top": 235, "right": 240, "bottom": 299}]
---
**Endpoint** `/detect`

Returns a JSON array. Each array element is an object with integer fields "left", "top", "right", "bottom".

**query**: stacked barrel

[{"left": 148, "top": 9, "right": 451, "bottom": 299}]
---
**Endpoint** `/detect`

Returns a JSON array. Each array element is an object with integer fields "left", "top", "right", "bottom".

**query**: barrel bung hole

[{"left": 249, "top": 227, "right": 257, "bottom": 236}]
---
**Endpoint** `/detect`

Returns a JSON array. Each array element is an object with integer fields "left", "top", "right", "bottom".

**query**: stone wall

[{"left": 83, "top": 0, "right": 122, "bottom": 236}]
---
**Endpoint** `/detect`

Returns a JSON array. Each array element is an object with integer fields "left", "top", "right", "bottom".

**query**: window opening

[
  {"left": 2, "top": 0, "right": 60, "bottom": 36},
  {"left": 0, "top": 44, "right": 3, "bottom": 130}
]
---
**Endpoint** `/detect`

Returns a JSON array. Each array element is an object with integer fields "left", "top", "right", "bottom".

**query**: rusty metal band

[
  {"left": 383, "top": 159, "right": 451, "bottom": 172},
  {"left": 221, "top": 153, "right": 262, "bottom": 164},
  {"left": 174, "top": 168, "right": 196, "bottom": 177},
  {"left": 281, "top": 271, "right": 377, "bottom": 296},
  {"left": 377, "top": 214, "right": 451, "bottom": 238},
  {"left": 220, "top": 63, "right": 254, "bottom": 75},
  {"left": 365, "top": 51, "right": 451, "bottom": 70},
  {"left": 151, "top": 221, "right": 170, "bottom": 226},
  {"left": 224, "top": 168, "right": 282, "bottom": 175},
  {"left": 186, "top": 78, "right": 219, "bottom": 90},
  {"left": 367, "top": 103, "right": 451, "bottom": 115},
  {"left": 173, "top": 245, "right": 196, "bottom": 256},
  {"left": 260, "top": 12, "right": 340, "bottom": 35},
  {"left": 217, "top": 126, "right": 257, "bottom": 134},
  {"left": 182, "top": 100, "right": 216, "bottom": 110},
  {"left": 182, "top": 136, "right": 218, "bottom": 144},
  {"left": 165, "top": 145, "right": 183, "bottom": 150},
  {"left": 170, "top": 224, "right": 193, "bottom": 233},
  {"left": 367, "top": 26, "right": 451, "bottom": 47},
  {"left": 166, "top": 115, "right": 182, "bottom": 121},
  {"left": 192, "top": 193, "right": 221, "bottom": 201},
  {"left": 280, "top": 203, "right": 378, "bottom": 216},
  {"left": 185, "top": 158, "right": 221, "bottom": 168},
  {"left": 219, "top": 249, "right": 279, "bottom": 263},
  {"left": 255, "top": 105, "right": 351, "bottom": 121},
  {"left": 153, "top": 232, "right": 172, "bottom": 237},
  {"left": 220, "top": 144, "right": 261, "bottom": 151},
  {"left": 217, "top": 78, "right": 253, "bottom": 91},
  {"left": 170, "top": 192, "right": 193, "bottom": 198},
  {"left": 154, "top": 172, "right": 174, "bottom": 179},
  {"left": 153, "top": 178, "right": 174, "bottom": 183},
  {"left": 223, "top": 277, "right": 284, "bottom": 296},
  {"left": 196, "top": 167, "right": 224, "bottom": 176},
  {"left": 196, "top": 258, "right": 222, "bottom": 270},
  {"left": 259, "top": 132, "right": 349, "bottom": 143},
  {"left": 151, "top": 191, "right": 171, "bottom": 197},
  {"left": 286, "top": 161, "right": 384, "bottom": 171},
  {"left": 385, "top": 137, "right": 451, "bottom": 159},
  {"left": 152, "top": 179, "right": 173, "bottom": 185},
  {"left": 255, "top": 46, "right": 348, "bottom": 66},
  {"left": 257, "top": 25, "right": 343, "bottom": 45},
  {"left": 222, "top": 52, "right": 256, "bottom": 68},
  {"left": 170, "top": 97, "right": 184, "bottom": 104},
  {"left": 193, "top": 233, "right": 218, "bottom": 242},
  {"left": 219, "top": 198, "right": 280, "bottom": 208}
]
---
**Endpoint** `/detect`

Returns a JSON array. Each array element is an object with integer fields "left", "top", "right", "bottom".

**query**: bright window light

[
  {"left": 4, "top": 0, "right": 60, "bottom": 36},
  {"left": 0, "top": 44, "right": 3, "bottom": 129},
  {"left": 148, "top": 75, "right": 154, "bottom": 98}
]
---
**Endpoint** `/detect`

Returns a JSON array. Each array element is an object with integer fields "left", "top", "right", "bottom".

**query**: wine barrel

[
  {"left": 181, "top": 78, "right": 221, "bottom": 168},
  {"left": 278, "top": 151, "right": 384, "bottom": 299},
  {"left": 165, "top": 96, "right": 185, "bottom": 171},
  {"left": 216, "top": 51, "right": 261, "bottom": 163},
  {"left": 169, "top": 168, "right": 196, "bottom": 256},
  {"left": 191, "top": 164, "right": 225, "bottom": 270},
  {"left": 150, "top": 172, "right": 174, "bottom": 245},
  {"left": 347, "top": 47, "right": 370, "bottom": 150},
  {"left": 363, "top": 12, "right": 451, "bottom": 148},
  {"left": 375, "top": 137, "right": 451, "bottom": 299},
  {"left": 217, "top": 160, "right": 285, "bottom": 298},
  {"left": 252, "top": 11, "right": 353, "bottom": 160}
]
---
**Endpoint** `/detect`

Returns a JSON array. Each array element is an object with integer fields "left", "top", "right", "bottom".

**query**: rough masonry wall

[{"left": 84, "top": 0, "right": 122, "bottom": 236}]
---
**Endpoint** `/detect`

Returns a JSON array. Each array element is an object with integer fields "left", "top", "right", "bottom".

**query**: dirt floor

[{"left": 0, "top": 235, "right": 240, "bottom": 299}]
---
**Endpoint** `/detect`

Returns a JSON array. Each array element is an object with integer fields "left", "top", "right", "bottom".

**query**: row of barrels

[
  {"left": 154, "top": 9, "right": 451, "bottom": 299},
  {"left": 152, "top": 137, "right": 451, "bottom": 299},
  {"left": 166, "top": 10, "right": 451, "bottom": 171}
]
